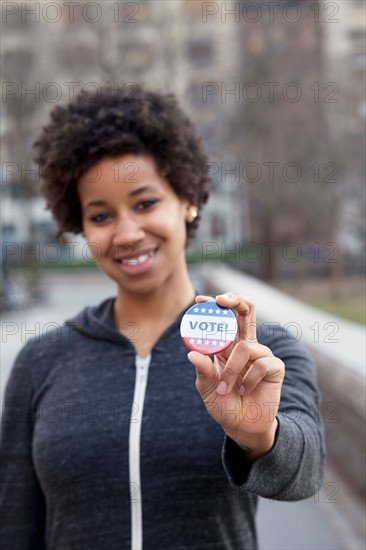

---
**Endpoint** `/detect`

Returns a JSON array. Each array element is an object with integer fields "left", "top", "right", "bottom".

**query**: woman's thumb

[{"left": 187, "top": 351, "right": 218, "bottom": 397}]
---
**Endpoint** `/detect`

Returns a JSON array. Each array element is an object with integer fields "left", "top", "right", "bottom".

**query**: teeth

[{"left": 121, "top": 251, "right": 154, "bottom": 265}]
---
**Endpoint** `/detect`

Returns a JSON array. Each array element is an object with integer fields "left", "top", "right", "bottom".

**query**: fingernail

[
  {"left": 216, "top": 294, "right": 230, "bottom": 300},
  {"left": 239, "top": 385, "right": 246, "bottom": 395},
  {"left": 216, "top": 381, "right": 228, "bottom": 395}
]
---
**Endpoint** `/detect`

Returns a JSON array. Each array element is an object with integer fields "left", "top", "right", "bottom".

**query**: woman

[{"left": 0, "top": 85, "right": 325, "bottom": 549}]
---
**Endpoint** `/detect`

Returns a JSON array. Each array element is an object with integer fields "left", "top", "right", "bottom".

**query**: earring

[{"left": 188, "top": 208, "right": 198, "bottom": 223}]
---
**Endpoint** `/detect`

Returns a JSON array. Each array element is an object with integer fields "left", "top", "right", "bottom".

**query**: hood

[
  {"left": 64, "top": 295, "right": 197, "bottom": 352},
  {"left": 65, "top": 297, "right": 130, "bottom": 347}
]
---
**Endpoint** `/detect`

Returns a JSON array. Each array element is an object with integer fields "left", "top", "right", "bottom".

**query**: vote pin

[{"left": 180, "top": 301, "right": 238, "bottom": 355}]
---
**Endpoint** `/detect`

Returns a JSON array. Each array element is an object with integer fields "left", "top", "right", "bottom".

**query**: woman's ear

[{"left": 186, "top": 205, "right": 198, "bottom": 224}]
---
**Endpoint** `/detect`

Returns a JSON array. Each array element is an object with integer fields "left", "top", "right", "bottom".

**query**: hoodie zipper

[{"left": 129, "top": 354, "right": 151, "bottom": 550}]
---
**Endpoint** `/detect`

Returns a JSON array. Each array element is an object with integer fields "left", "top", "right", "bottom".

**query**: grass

[
  {"left": 9, "top": 260, "right": 98, "bottom": 270},
  {"left": 38, "top": 260, "right": 98, "bottom": 269},
  {"left": 305, "top": 299, "right": 366, "bottom": 325},
  {"left": 8, "top": 251, "right": 221, "bottom": 269}
]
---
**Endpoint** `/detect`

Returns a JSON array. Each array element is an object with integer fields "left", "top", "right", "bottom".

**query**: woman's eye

[
  {"left": 136, "top": 199, "right": 159, "bottom": 211},
  {"left": 89, "top": 213, "right": 110, "bottom": 223}
]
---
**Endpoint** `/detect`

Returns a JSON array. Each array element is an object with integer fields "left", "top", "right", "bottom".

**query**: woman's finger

[
  {"left": 241, "top": 356, "right": 285, "bottom": 394},
  {"left": 195, "top": 295, "right": 215, "bottom": 303},
  {"left": 215, "top": 292, "right": 257, "bottom": 343},
  {"left": 216, "top": 340, "right": 273, "bottom": 395}
]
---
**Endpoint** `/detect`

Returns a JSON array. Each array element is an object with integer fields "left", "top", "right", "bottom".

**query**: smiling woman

[
  {"left": 0, "top": 84, "right": 326, "bottom": 550},
  {"left": 78, "top": 153, "right": 196, "bottom": 319}
]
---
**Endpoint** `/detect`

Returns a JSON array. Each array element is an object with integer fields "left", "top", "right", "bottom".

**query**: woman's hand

[{"left": 187, "top": 292, "right": 285, "bottom": 462}]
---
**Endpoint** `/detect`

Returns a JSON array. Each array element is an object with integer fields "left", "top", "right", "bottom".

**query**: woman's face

[{"left": 77, "top": 154, "right": 193, "bottom": 295}]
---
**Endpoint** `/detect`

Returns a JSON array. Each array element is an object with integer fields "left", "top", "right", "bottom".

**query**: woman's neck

[{"left": 113, "top": 269, "right": 196, "bottom": 330}]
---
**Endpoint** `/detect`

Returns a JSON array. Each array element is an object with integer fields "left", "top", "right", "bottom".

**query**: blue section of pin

[{"left": 184, "top": 302, "right": 236, "bottom": 318}]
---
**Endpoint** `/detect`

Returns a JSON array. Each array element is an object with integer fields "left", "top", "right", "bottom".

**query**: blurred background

[{"left": 1, "top": 1, "right": 365, "bottom": 548}]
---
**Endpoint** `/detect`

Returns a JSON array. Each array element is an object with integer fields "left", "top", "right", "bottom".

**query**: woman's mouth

[{"left": 115, "top": 248, "right": 158, "bottom": 275}]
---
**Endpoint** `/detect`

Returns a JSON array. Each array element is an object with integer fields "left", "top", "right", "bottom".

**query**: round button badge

[{"left": 180, "top": 301, "right": 238, "bottom": 355}]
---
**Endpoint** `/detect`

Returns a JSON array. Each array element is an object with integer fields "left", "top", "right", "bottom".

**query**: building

[{"left": 1, "top": 0, "right": 245, "bottom": 259}]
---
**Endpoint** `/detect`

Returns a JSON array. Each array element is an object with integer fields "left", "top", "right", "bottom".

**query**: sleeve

[
  {"left": 0, "top": 343, "right": 46, "bottom": 549},
  {"left": 221, "top": 323, "right": 326, "bottom": 501}
]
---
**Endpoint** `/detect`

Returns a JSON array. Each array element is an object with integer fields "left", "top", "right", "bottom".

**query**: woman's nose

[{"left": 113, "top": 214, "right": 146, "bottom": 246}]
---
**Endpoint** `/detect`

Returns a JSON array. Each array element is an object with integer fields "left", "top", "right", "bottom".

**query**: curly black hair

[{"left": 33, "top": 84, "right": 211, "bottom": 241}]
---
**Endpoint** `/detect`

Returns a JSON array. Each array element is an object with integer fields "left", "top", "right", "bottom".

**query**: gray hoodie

[{"left": 0, "top": 296, "right": 325, "bottom": 549}]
